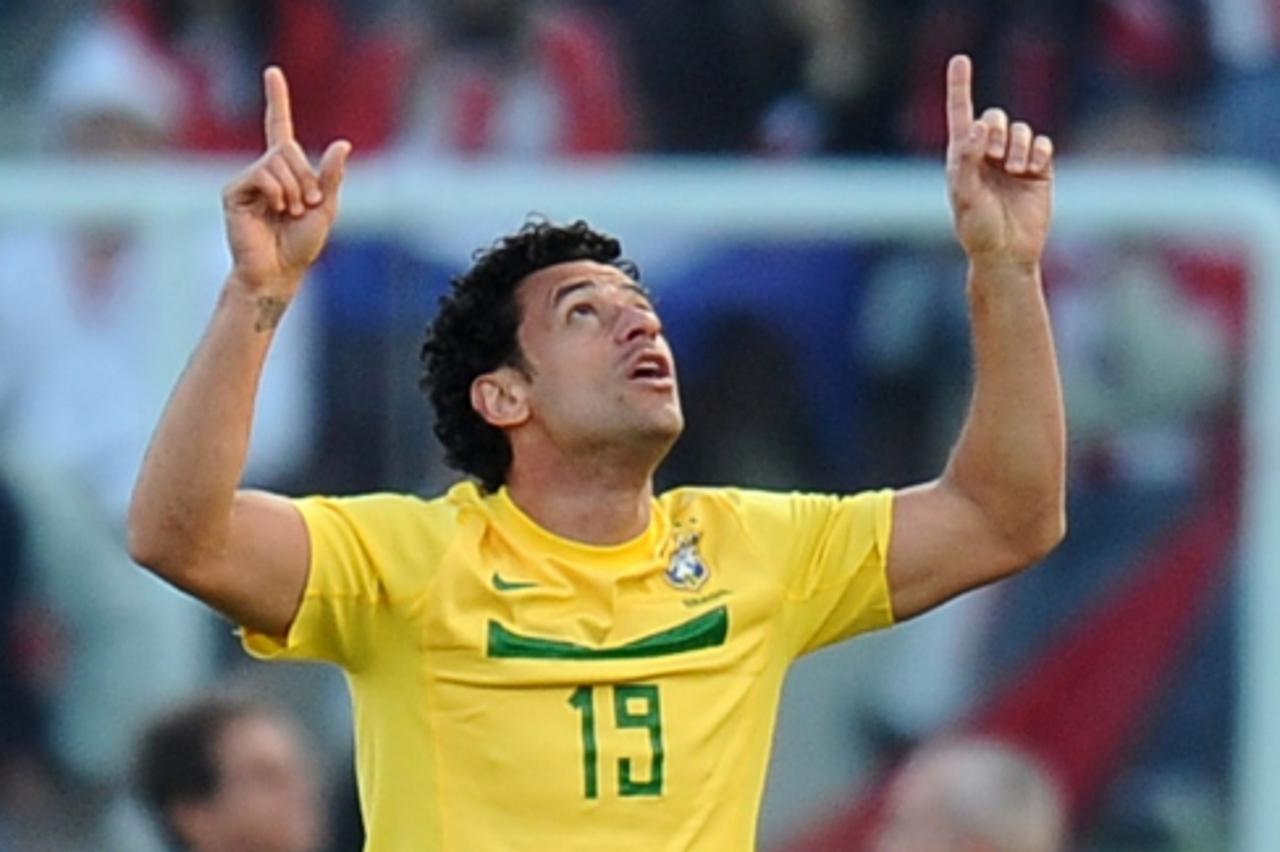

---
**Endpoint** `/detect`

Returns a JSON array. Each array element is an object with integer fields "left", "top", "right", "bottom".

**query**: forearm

[
  {"left": 944, "top": 257, "right": 1066, "bottom": 558},
  {"left": 128, "top": 277, "right": 293, "bottom": 574}
]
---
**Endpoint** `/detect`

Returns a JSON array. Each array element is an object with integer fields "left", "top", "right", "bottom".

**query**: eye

[{"left": 568, "top": 302, "right": 598, "bottom": 320}]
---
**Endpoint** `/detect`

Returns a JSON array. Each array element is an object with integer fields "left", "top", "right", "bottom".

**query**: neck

[{"left": 504, "top": 446, "right": 659, "bottom": 545}]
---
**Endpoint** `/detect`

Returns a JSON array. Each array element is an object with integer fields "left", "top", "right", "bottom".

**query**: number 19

[{"left": 568, "top": 684, "right": 664, "bottom": 799}]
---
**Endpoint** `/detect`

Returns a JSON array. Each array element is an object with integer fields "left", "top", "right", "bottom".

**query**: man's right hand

[{"left": 222, "top": 66, "right": 351, "bottom": 305}]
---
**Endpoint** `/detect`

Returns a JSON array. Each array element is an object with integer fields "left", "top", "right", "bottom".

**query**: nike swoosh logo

[{"left": 492, "top": 572, "right": 540, "bottom": 592}]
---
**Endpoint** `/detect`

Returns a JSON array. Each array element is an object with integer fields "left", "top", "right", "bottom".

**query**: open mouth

[{"left": 627, "top": 352, "right": 673, "bottom": 383}]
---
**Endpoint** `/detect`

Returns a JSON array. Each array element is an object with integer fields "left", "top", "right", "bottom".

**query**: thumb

[{"left": 318, "top": 139, "right": 352, "bottom": 205}]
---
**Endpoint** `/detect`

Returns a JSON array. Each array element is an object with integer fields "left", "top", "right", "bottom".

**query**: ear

[{"left": 471, "top": 367, "right": 530, "bottom": 429}]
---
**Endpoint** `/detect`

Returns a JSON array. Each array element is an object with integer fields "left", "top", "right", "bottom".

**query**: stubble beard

[{"left": 579, "top": 399, "right": 683, "bottom": 473}]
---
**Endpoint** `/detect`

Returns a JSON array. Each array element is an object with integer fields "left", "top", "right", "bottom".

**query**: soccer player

[
  {"left": 128, "top": 55, "right": 1064, "bottom": 850},
  {"left": 136, "top": 694, "right": 323, "bottom": 852}
]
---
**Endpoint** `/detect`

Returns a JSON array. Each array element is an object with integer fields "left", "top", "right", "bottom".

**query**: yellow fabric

[{"left": 243, "top": 481, "right": 895, "bottom": 852}]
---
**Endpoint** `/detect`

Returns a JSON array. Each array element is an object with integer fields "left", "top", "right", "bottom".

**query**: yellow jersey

[{"left": 243, "top": 482, "right": 894, "bottom": 851}]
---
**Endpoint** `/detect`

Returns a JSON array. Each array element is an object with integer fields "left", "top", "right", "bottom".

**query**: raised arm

[
  {"left": 128, "top": 68, "right": 351, "bottom": 636},
  {"left": 886, "top": 55, "right": 1066, "bottom": 620}
]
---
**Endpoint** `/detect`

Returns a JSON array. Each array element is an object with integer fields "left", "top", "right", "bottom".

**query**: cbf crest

[{"left": 665, "top": 532, "right": 709, "bottom": 591}]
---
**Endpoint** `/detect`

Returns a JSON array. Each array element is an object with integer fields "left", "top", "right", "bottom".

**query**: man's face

[
  {"left": 187, "top": 715, "right": 323, "bottom": 852},
  {"left": 874, "top": 763, "right": 994, "bottom": 852},
  {"left": 505, "top": 259, "right": 683, "bottom": 459}
]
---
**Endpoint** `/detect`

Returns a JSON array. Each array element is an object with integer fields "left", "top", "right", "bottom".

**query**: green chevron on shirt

[{"left": 487, "top": 607, "right": 729, "bottom": 660}]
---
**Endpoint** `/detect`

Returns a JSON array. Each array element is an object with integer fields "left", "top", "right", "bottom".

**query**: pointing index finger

[
  {"left": 946, "top": 54, "right": 974, "bottom": 142},
  {"left": 263, "top": 66, "right": 294, "bottom": 147}
]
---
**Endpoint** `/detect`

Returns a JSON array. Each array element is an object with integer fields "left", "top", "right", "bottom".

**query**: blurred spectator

[
  {"left": 36, "top": 3, "right": 182, "bottom": 153},
  {"left": 753, "top": 0, "right": 919, "bottom": 156},
  {"left": 1052, "top": 241, "right": 1231, "bottom": 487},
  {"left": 137, "top": 693, "right": 323, "bottom": 852},
  {"left": 397, "top": 0, "right": 632, "bottom": 158},
  {"left": 0, "top": 7, "right": 315, "bottom": 833},
  {"left": 609, "top": 0, "right": 766, "bottom": 153},
  {"left": 874, "top": 737, "right": 1068, "bottom": 852},
  {"left": 113, "top": 0, "right": 416, "bottom": 152}
]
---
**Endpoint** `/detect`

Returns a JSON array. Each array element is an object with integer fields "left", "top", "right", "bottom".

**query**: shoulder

[
  {"left": 659, "top": 485, "right": 827, "bottom": 515},
  {"left": 656, "top": 486, "right": 801, "bottom": 535},
  {"left": 659, "top": 485, "right": 891, "bottom": 533},
  {"left": 295, "top": 486, "right": 469, "bottom": 550},
  {"left": 297, "top": 489, "right": 445, "bottom": 517},
  {"left": 658, "top": 485, "right": 744, "bottom": 519},
  {"left": 292, "top": 485, "right": 482, "bottom": 598}
]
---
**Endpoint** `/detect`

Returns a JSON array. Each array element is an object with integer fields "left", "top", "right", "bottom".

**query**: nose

[{"left": 615, "top": 303, "right": 662, "bottom": 344}]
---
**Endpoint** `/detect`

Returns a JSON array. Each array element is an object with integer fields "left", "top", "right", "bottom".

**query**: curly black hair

[{"left": 421, "top": 218, "right": 638, "bottom": 492}]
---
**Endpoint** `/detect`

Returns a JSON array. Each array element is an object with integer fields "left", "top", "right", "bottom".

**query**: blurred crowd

[
  {"left": 0, "top": 0, "right": 1278, "bottom": 161},
  {"left": 0, "top": 0, "right": 1261, "bottom": 850}
]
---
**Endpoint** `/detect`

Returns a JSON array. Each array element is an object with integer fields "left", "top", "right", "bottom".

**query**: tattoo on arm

[{"left": 254, "top": 297, "right": 288, "bottom": 332}]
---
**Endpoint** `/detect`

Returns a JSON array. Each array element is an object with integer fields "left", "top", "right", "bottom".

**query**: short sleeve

[
  {"left": 729, "top": 488, "right": 895, "bottom": 657},
  {"left": 241, "top": 494, "right": 413, "bottom": 671}
]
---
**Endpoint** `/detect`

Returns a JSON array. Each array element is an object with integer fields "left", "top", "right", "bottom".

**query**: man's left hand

[{"left": 945, "top": 54, "right": 1055, "bottom": 268}]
